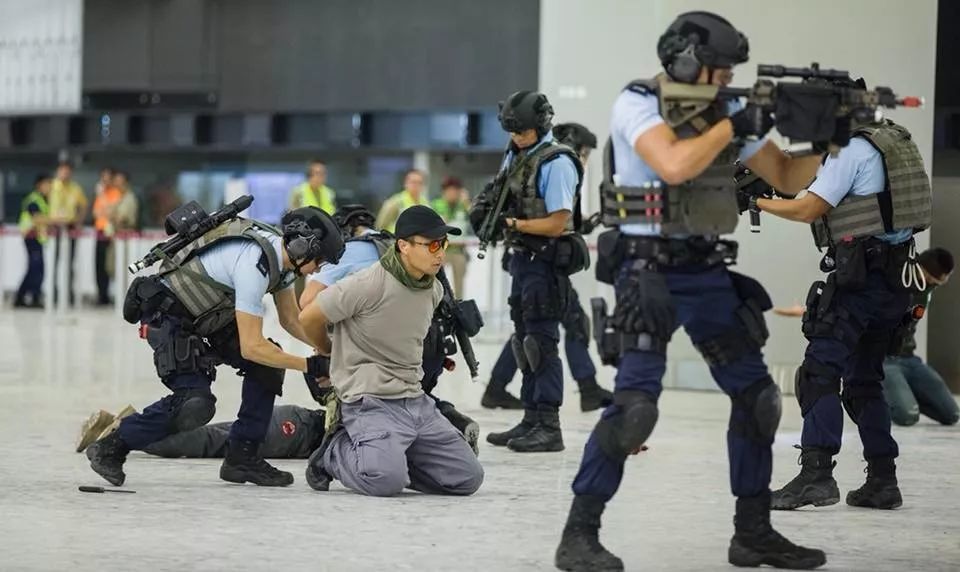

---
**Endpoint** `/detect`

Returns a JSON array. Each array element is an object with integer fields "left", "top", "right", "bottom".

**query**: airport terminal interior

[{"left": 1, "top": 1, "right": 959, "bottom": 571}]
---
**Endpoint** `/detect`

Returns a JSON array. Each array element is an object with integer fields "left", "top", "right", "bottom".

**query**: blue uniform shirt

[
  {"left": 807, "top": 137, "right": 912, "bottom": 244},
  {"left": 500, "top": 131, "right": 578, "bottom": 214},
  {"left": 310, "top": 228, "right": 381, "bottom": 287},
  {"left": 609, "top": 90, "right": 766, "bottom": 236},
  {"left": 198, "top": 231, "right": 293, "bottom": 317}
]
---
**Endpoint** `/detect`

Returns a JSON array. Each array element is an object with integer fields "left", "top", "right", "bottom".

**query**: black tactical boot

[
  {"left": 86, "top": 431, "right": 130, "bottom": 486},
  {"left": 481, "top": 382, "right": 524, "bottom": 410},
  {"left": 729, "top": 493, "right": 827, "bottom": 569},
  {"left": 507, "top": 406, "right": 564, "bottom": 452},
  {"left": 437, "top": 400, "right": 480, "bottom": 456},
  {"left": 771, "top": 447, "right": 839, "bottom": 510},
  {"left": 576, "top": 377, "right": 614, "bottom": 412},
  {"left": 220, "top": 439, "right": 293, "bottom": 486},
  {"left": 487, "top": 409, "right": 536, "bottom": 446},
  {"left": 555, "top": 495, "right": 624, "bottom": 571},
  {"left": 846, "top": 457, "right": 902, "bottom": 509}
]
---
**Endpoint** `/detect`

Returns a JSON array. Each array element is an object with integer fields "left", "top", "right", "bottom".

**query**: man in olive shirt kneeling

[{"left": 301, "top": 205, "right": 484, "bottom": 496}]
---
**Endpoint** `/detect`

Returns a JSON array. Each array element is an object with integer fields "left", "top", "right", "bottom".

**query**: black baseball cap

[{"left": 395, "top": 205, "right": 463, "bottom": 240}]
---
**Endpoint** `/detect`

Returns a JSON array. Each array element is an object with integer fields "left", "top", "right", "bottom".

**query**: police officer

[
  {"left": 555, "top": 12, "right": 827, "bottom": 570},
  {"left": 754, "top": 84, "right": 933, "bottom": 511},
  {"left": 14, "top": 175, "right": 52, "bottom": 308},
  {"left": 481, "top": 122, "right": 613, "bottom": 413},
  {"left": 475, "top": 92, "right": 587, "bottom": 453},
  {"left": 85, "top": 206, "right": 344, "bottom": 488},
  {"left": 300, "top": 204, "right": 481, "bottom": 453}
]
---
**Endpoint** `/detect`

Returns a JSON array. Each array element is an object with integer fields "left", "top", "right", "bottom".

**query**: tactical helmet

[
  {"left": 333, "top": 204, "right": 377, "bottom": 236},
  {"left": 552, "top": 122, "right": 598, "bottom": 153},
  {"left": 657, "top": 11, "right": 749, "bottom": 83},
  {"left": 498, "top": 91, "right": 554, "bottom": 137},
  {"left": 281, "top": 207, "right": 345, "bottom": 272}
]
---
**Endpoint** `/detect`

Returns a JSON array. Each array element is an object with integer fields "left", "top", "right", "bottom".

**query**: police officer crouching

[
  {"left": 749, "top": 80, "right": 933, "bottom": 512},
  {"left": 85, "top": 206, "right": 343, "bottom": 487},
  {"left": 556, "top": 12, "right": 826, "bottom": 571},
  {"left": 473, "top": 91, "right": 588, "bottom": 453}
]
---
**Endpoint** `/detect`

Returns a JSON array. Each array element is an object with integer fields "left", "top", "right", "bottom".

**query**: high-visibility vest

[
  {"left": 382, "top": 190, "right": 427, "bottom": 232},
  {"left": 19, "top": 191, "right": 49, "bottom": 242},
  {"left": 293, "top": 182, "right": 336, "bottom": 214}
]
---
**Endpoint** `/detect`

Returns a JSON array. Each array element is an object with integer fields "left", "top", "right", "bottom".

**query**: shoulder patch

[{"left": 256, "top": 251, "right": 270, "bottom": 278}]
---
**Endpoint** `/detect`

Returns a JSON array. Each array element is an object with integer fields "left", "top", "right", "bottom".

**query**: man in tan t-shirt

[{"left": 300, "top": 206, "right": 483, "bottom": 497}]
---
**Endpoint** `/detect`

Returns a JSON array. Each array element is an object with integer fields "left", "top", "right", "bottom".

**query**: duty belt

[{"left": 620, "top": 235, "right": 738, "bottom": 268}]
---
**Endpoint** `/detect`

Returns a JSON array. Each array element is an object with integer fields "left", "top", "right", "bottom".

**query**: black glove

[
  {"left": 469, "top": 184, "right": 494, "bottom": 234},
  {"left": 730, "top": 104, "right": 774, "bottom": 139},
  {"left": 610, "top": 263, "right": 676, "bottom": 338},
  {"left": 303, "top": 373, "right": 334, "bottom": 404},
  {"left": 306, "top": 354, "right": 330, "bottom": 380}
]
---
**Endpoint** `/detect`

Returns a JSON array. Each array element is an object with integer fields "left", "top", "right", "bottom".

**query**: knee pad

[
  {"left": 840, "top": 383, "right": 885, "bottom": 423},
  {"left": 595, "top": 391, "right": 659, "bottom": 461},
  {"left": 730, "top": 377, "right": 782, "bottom": 444},
  {"left": 170, "top": 389, "right": 217, "bottom": 432},
  {"left": 510, "top": 334, "right": 529, "bottom": 374},
  {"left": 794, "top": 359, "right": 840, "bottom": 416},
  {"left": 523, "top": 334, "right": 557, "bottom": 374}
]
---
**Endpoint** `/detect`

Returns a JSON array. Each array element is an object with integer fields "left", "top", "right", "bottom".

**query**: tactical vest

[
  {"left": 601, "top": 74, "right": 741, "bottom": 235},
  {"left": 158, "top": 219, "right": 294, "bottom": 334},
  {"left": 347, "top": 231, "right": 394, "bottom": 257},
  {"left": 502, "top": 140, "right": 584, "bottom": 229},
  {"left": 812, "top": 120, "right": 931, "bottom": 248}
]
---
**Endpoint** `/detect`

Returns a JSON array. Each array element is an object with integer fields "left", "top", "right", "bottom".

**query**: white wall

[{"left": 540, "top": 0, "right": 939, "bottom": 385}]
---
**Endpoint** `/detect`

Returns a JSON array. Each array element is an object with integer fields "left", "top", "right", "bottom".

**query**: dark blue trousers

[
  {"left": 16, "top": 238, "right": 44, "bottom": 303},
  {"left": 800, "top": 270, "right": 908, "bottom": 460},
  {"left": 573, "top": 263, "right": 772, "bottom": 501},
  {"left": 508, "top": 254, "right": 567, "bottom": 407},
  {"left": 118, "top": 317, "right": 276, "bottom": 450},
  {"left": 491, "top": 284, "right": 597, "bottom": 388}
]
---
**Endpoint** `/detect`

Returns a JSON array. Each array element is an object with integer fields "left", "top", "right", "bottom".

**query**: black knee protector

[
  {"left": 595, "top": 391, "right": 659, "bottom": 461},
  {"left": 523, "top": 334, "right": 558, "bottom": 374},
  {"left": 841, "top": 383, "right": 885, "bottom": 423},
  {"left": 510, "top": 334, "right": 529, "bottom": 374},
  {"left": 730, "top": 377, "right": 782, "bottom": 444},
  {"left": 169, "top": 389, "right": 217, "bottom": 432},
  {"left": 794, "top": 359, "right": 840, "bottom": 416}
]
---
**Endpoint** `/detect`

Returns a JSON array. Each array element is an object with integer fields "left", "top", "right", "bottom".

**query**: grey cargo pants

[{"left": 322, "top": 394, "right": 484, "bottom": 497}]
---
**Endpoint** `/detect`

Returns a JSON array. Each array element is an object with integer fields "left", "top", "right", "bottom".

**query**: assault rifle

[
  {"left": 436, "top": 268, "right": 483, "bottom": 380},
  {"left": 128, "top": 195, "right": 254, "bottom": 274}
]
